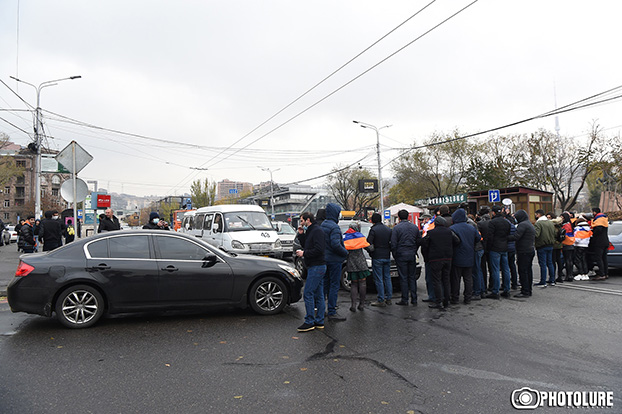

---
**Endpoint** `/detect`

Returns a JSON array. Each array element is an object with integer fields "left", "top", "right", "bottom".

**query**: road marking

[{"left": 557, "top": 283, "right": 622, "bottom": 296}]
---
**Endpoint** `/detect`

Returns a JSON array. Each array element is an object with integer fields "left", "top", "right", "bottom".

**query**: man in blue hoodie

[
  {"left": 320, "top": 203, "right": 349, "bottom": 320},
  {"left": 450, "top": 208, "right": 480, "bottom": 304}
]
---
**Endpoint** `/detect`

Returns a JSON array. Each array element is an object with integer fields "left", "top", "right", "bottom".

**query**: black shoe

[
  {"left": 358, "top": 304, "right": 364, "bottom": 311},
  {"left": 463, "top": 300, "right": 471, "bottom": 305},
  {"left": 428, "top": 303, "right": 443, "bottom": 309},
  {"left": 500, "top": 291, "right": 510, "bottom": 298},
  {"left": 450, "top": 300, "right": 459, "bottom": 305},
  {"left": 514, "top": 293, "right": 529, "bottom": 298},
  {"left": 385, "top": 299, "right": 392, "bottom": 305},
  {"left": 395, "top": 301, "right": 408, "bottom": 306},
  {"left": 314, "top": 322, "right": 324, "bottom": 329},
  {"left": 511, "top": 285, "right": 518, "bottom": 290},
  {"left": 422, "top": 299, "right": 434, "bottom": 303},
  {"left": 565, "top": 277, "right": 573, "bottom": 282},
  {"left": 485, "top": 293, "right": 500, "bottom": 299},
  {"left": 442, "top": 300, "right": 449, "bottom": 308},
  {"left": 297, "top": 323, "right": 315, "bottom": 332}
]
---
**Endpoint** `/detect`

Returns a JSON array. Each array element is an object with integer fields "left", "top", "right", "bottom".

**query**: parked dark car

[
  {"left": 607, "top": 220, "right": 622, "bottom": 271},
  {"left": 8, "top": 230, "right": 303, "bottom": 328},
  {"left": 293, "top": 220, "right": 419, "bottom": 291}
]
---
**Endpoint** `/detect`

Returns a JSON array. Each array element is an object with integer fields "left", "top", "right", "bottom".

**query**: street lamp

[
  {"left": 352, "top": 120, "right": 392, "bottom": 216},
  {"left": 259, "top": 167, "right": 280, "bottom": 217},
  {"left": 10, "top": 75, "right": 82, "bottom": 219}
]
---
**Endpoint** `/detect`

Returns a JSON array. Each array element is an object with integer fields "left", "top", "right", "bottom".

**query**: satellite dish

[
  {"left": 60, "top": 178, "right": 89, "bottom": 203},
  {"left": 502, "top": 198, "right": 513, "bottom": 206}
]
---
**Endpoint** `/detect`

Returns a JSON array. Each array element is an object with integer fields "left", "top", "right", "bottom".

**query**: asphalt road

[{"left": 1, "top": 245, "right": 620, "bottom": 413}]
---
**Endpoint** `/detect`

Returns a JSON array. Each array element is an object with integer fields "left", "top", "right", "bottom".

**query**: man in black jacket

[
  {"left": 18, "top": 216, "right": 36, "bottom": 253},
  {"left": 39, "top": 210, "right": 64, "bottom": 251},
  {"left": 98, "top": 208, "right": 121, "bottom": 233},
  {"left": 509, "top": 209, "right": 536, "bottom": 297},
  {"left": 367, "top": 212, "right": 393, "bottom": 307},
  {"left": 391, "top": 209, "right": 421, "bottom": 306},
  {"left": 486, "top": 205, "right": 512, "bottom": 299},
  {"left": 296, "top": 212, "right": 326, "bottom": 332},
  {"left": 421, "top": 216, "right": 460, "bottom": 309}
]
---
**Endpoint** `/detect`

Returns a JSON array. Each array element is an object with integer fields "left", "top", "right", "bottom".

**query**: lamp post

[
  {"left": 352, "top": 120, "right": 392, "bottom": 216},
  {"left": 259, "top": 167, "right": 280, "bottom": 217},
  {"left": 10, "top": 75, "right": 82, "bottom": 219}
]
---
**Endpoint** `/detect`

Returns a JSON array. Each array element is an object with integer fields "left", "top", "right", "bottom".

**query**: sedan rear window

[
  {"left": 87, "top": 240, "right": 109, "bottom": 258},
  {"left": 109, "top": 235, "right": 151, "bottom": 259}
]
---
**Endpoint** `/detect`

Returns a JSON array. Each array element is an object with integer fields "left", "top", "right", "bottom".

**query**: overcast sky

[{"left": 1, "top": 1, "right": 621, "bottom": 197}]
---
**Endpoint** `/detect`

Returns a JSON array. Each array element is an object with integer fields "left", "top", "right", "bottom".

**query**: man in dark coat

[
  {"left": 450, "top": 208, "right": 480, "bottom": 304},
  {"left": 367, "top": 212, "right": 393, "bottom": 306},
  {"left": 589, "top": 207, "right": 609, "bottom": 280},
  {"left": 39, "top": 210, "right": 63, "bottom": 251},
  {"left": 477, "top": 206, "right": 492, "bottom": 292},
  {"left": 98, "top": 208, "right": 121, "bottom": 233},
  {"left": 485, "top": 205, "right": 512, "bottom": 299},
  {"left": 143, "top": 212, "right": 170, "bottom": 230},
  {"left": 320, "top": 203, "right": 348, "bottom": 320},
  {"left": 18, "top": 216, "right": 36, "bottom": 253},
  {"left": 509, "top": 209, "right": 536, "bottom": 297},
  {"left": 296, "top": 212, "right": 326, "bottom": 332},
  {"left": 421, "top": 216, "right": 460, "bottom": 309},
  {"left": 391, "top": 209, "right": 421, "bottom": 306}
]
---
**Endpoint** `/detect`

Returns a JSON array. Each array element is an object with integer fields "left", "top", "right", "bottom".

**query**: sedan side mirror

[{"left": 202, "top": 254, "right": 218, "bottom": 268}]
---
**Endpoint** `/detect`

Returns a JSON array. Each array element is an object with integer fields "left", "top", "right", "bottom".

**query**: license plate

[{"left": 390, "top": 270, "right": 399, "bottom": 278}]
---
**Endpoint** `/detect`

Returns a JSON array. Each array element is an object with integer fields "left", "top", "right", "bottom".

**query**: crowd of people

[
  {"left": 295, "top": 202, "right": 610, "bottom": 331},
  {"left": 12, "top": 210, "right": 77, "bottom": 253}
]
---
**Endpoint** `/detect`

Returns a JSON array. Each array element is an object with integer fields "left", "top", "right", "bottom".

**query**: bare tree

[{"left": 327, "top": 165, "right": 380, "bottom": 212}]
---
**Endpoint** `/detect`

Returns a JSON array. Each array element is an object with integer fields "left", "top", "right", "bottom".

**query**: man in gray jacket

[{"left": 391, "top": 209, "right": 421, "bottom": 306}]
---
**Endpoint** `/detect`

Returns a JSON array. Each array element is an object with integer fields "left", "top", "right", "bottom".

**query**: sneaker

[
  {"left": 385, "top": 299, "right": 392, "bottom": 305},
  {"left": 588, "top": 270, "right": 596, "bottom": 277},
  {"left": 538, "top": 284, "right": 547, "bottom": 288},
  {"left": 314, "top": 322, "right": 324, "bottom": 329},
  {"left": 573, "top": 274, "right": 584, "bottom": 281},
  {"left": 370, "top": 301, "right": 386, "bottom": 307},
  {"left": 297, "top": 323, "right": 315, "bottom": 332}
]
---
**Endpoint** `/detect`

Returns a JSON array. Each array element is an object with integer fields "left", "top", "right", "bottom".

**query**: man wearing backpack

[
  {"left": 534, "top": 209, "right": 556, "bottom": 287},
  {"left": 65, "top": 218, "right": 76, "bottom": 243}
]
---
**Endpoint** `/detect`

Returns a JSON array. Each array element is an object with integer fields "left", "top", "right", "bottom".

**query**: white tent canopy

[{"left": 387, "top": 203, "right": 425, "bottom": 216}]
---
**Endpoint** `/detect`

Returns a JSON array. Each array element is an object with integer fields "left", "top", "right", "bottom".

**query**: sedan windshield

[{"left": 224, "top": 212, "right": 273, "bottom": 232}]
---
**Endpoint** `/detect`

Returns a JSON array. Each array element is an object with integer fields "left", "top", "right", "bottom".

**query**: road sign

[
  {"left": 55, "top": 141, "right": 93, "bottom": 174},
  {"left": 384, "top": 209, "right": 391, "bottom": 219},
  {"left": 229, "top": 188, "right": 238, "bottom": 194},
  {"left": 488, "top": 189, "right": 501, "bottom": 203},
  {"left": 60, "top": 178, "right": 89, "bottom": 203}
]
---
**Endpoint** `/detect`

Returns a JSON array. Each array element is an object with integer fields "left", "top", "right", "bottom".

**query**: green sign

[{"left": 414, "top": 193, "right": 467, "bottom": 206}]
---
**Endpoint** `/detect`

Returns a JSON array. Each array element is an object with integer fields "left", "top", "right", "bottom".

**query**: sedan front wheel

[
  {"left": 55, "top": 285, "right": 105, "bottom": 328},
  {"left": 249, "top": 277, "right": 288, "bottom": 315}
]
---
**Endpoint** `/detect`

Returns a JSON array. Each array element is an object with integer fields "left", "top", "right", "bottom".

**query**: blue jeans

[
  {"left": 372, "top": 258, "right": 392, "bottom": 302},
  {"left": 536, "top": 246, "right": 555, "bottom": 283},
  {"left": 324, "top": 261, "right": 342, "bottom": 316},
  {"left": 304, "top": 265, "right": 326, "bottom": 325},
  {"left": 472, "top": 249, "right": 485, "bottom": 296},
  {"left": 396, "top": 258, "right": 417, "bottom": 303},
  {"left": 425, "top": 263, "right": 436, "bottom": 301},
  {"left": 489, "top": 251, "right": 511, "bottom": 294}
]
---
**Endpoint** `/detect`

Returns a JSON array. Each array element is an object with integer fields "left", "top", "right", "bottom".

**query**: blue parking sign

[
  {"left": 488, "top": 189, "right": 500, "bottom": 203},
  {"left": 383, "top": 209, "right": 391, "bottom": 219}
]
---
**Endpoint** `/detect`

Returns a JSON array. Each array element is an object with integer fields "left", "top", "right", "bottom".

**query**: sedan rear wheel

[
  {"left": 249, "top": 277, "right": 288, "bottom": 315},
  {"left": 55, "top": 285, "right": 104, "bottom": 328}
]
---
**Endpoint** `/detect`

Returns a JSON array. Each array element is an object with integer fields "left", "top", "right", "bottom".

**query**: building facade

[{"left": 216, "top": 179, "right": 253, "bottom": 201}]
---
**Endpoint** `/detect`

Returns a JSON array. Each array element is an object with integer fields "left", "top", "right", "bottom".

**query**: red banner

[{"left": 97, "top": 194, "right": 111, "bottom": 208}]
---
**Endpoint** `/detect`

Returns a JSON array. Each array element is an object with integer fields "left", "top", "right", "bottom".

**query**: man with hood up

[
  {"left": 508, "top": 209, "right": 535, "bottom": 298},
  {"left": 320, "top": 203, "right": 349, "bottom": 320},
  {"left": 450, "top": 208, "right": 480, "bottom": 304}
]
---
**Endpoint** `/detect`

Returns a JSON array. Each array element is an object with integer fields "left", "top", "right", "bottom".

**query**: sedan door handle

[
  {"left": 161, "top": 266, "right": 179, "bottom": 272},
  {"left": 87, "top": 264, "right": 111, "bottom": 271}
]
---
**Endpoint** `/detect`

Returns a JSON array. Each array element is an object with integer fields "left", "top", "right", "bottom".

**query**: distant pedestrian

[
  {"left": 64, "top": 219, "right": 76, "bottom": 243},
  {"left": 534, "top": 209, "right": 556, "bottom": 287},
  {"left": 391, "top": 209, "right": 421, "bottom": 306},
  {"left": 343, "top": 222, "right": 371, "bottom": 312},
  {"left": 449, "top": 208, "right": 479, "bottom": 304},
  {"left": 509, "top": 210, "right": 536, "bottom": 298},
  {"left": 421, "top": 216, "right": 460, "bottom": 309},
  {"left": 98, "top": 208, "right": 121, "bottom": 233},
  {"left": 320, "top": 203, "right": 348, "bottom": 320},
  {"left": 485, "top": 205, "right": 512, "bottom": 299},
  {"left": 39, "top": 210, "right": 63, "bottom": 251},
  {"left": 573, "top": 215, "right": 592, "bottom": 280},
  {"left": 296, "top": 212, "right": 326, "bottom": 332},
  {"left": 559, "top": 212, "right": 575, "bottom": 282},
  {"left": 588, "top": 207, "right": 609, "bottom": 281},
  {"left": 477, "top": 206, "right": 492, "bottom": 292},
  {"left": 367, "top": 212, "right": 393, "bottom": 307},
  {"left": 143, "top": 212, "right": 170, "bottom": 230},
  {"left": 18, "top": 216, "right": 36, "bottom": 254}
]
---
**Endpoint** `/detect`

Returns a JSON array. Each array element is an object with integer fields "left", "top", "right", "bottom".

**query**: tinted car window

[
  {"left": 109, "top": 235, "right": 151, "bottom": 259},
  {"left": 157, "top": 236, "right": 209, "bottom": 261},
  {"left": 87, "top": 239, "right": 108, "bottom": 258}
]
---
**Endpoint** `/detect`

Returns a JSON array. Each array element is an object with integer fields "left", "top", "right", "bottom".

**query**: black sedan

[{"left": 8, "top": 230, "right": 303, "bottom": 328}]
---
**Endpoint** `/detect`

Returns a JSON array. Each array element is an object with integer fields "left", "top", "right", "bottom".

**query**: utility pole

[
  {"left": 352, "top": 120, "right": 392, "bottom": 216},
  {"left": 259, "top": 167, "right": 280, "bottom": 217},
  {"left": 10, "top": 75, "right": 82, "bottom": 219}
]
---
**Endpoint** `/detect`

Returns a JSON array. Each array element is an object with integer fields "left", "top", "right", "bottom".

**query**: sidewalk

[{"left": 0, "top": 245, "right": 21, "bottom": 296}]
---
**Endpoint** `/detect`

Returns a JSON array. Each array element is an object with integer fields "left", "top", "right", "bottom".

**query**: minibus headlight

[{"left": 231, "top": 240, "right": 245, "bottom": 249}]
